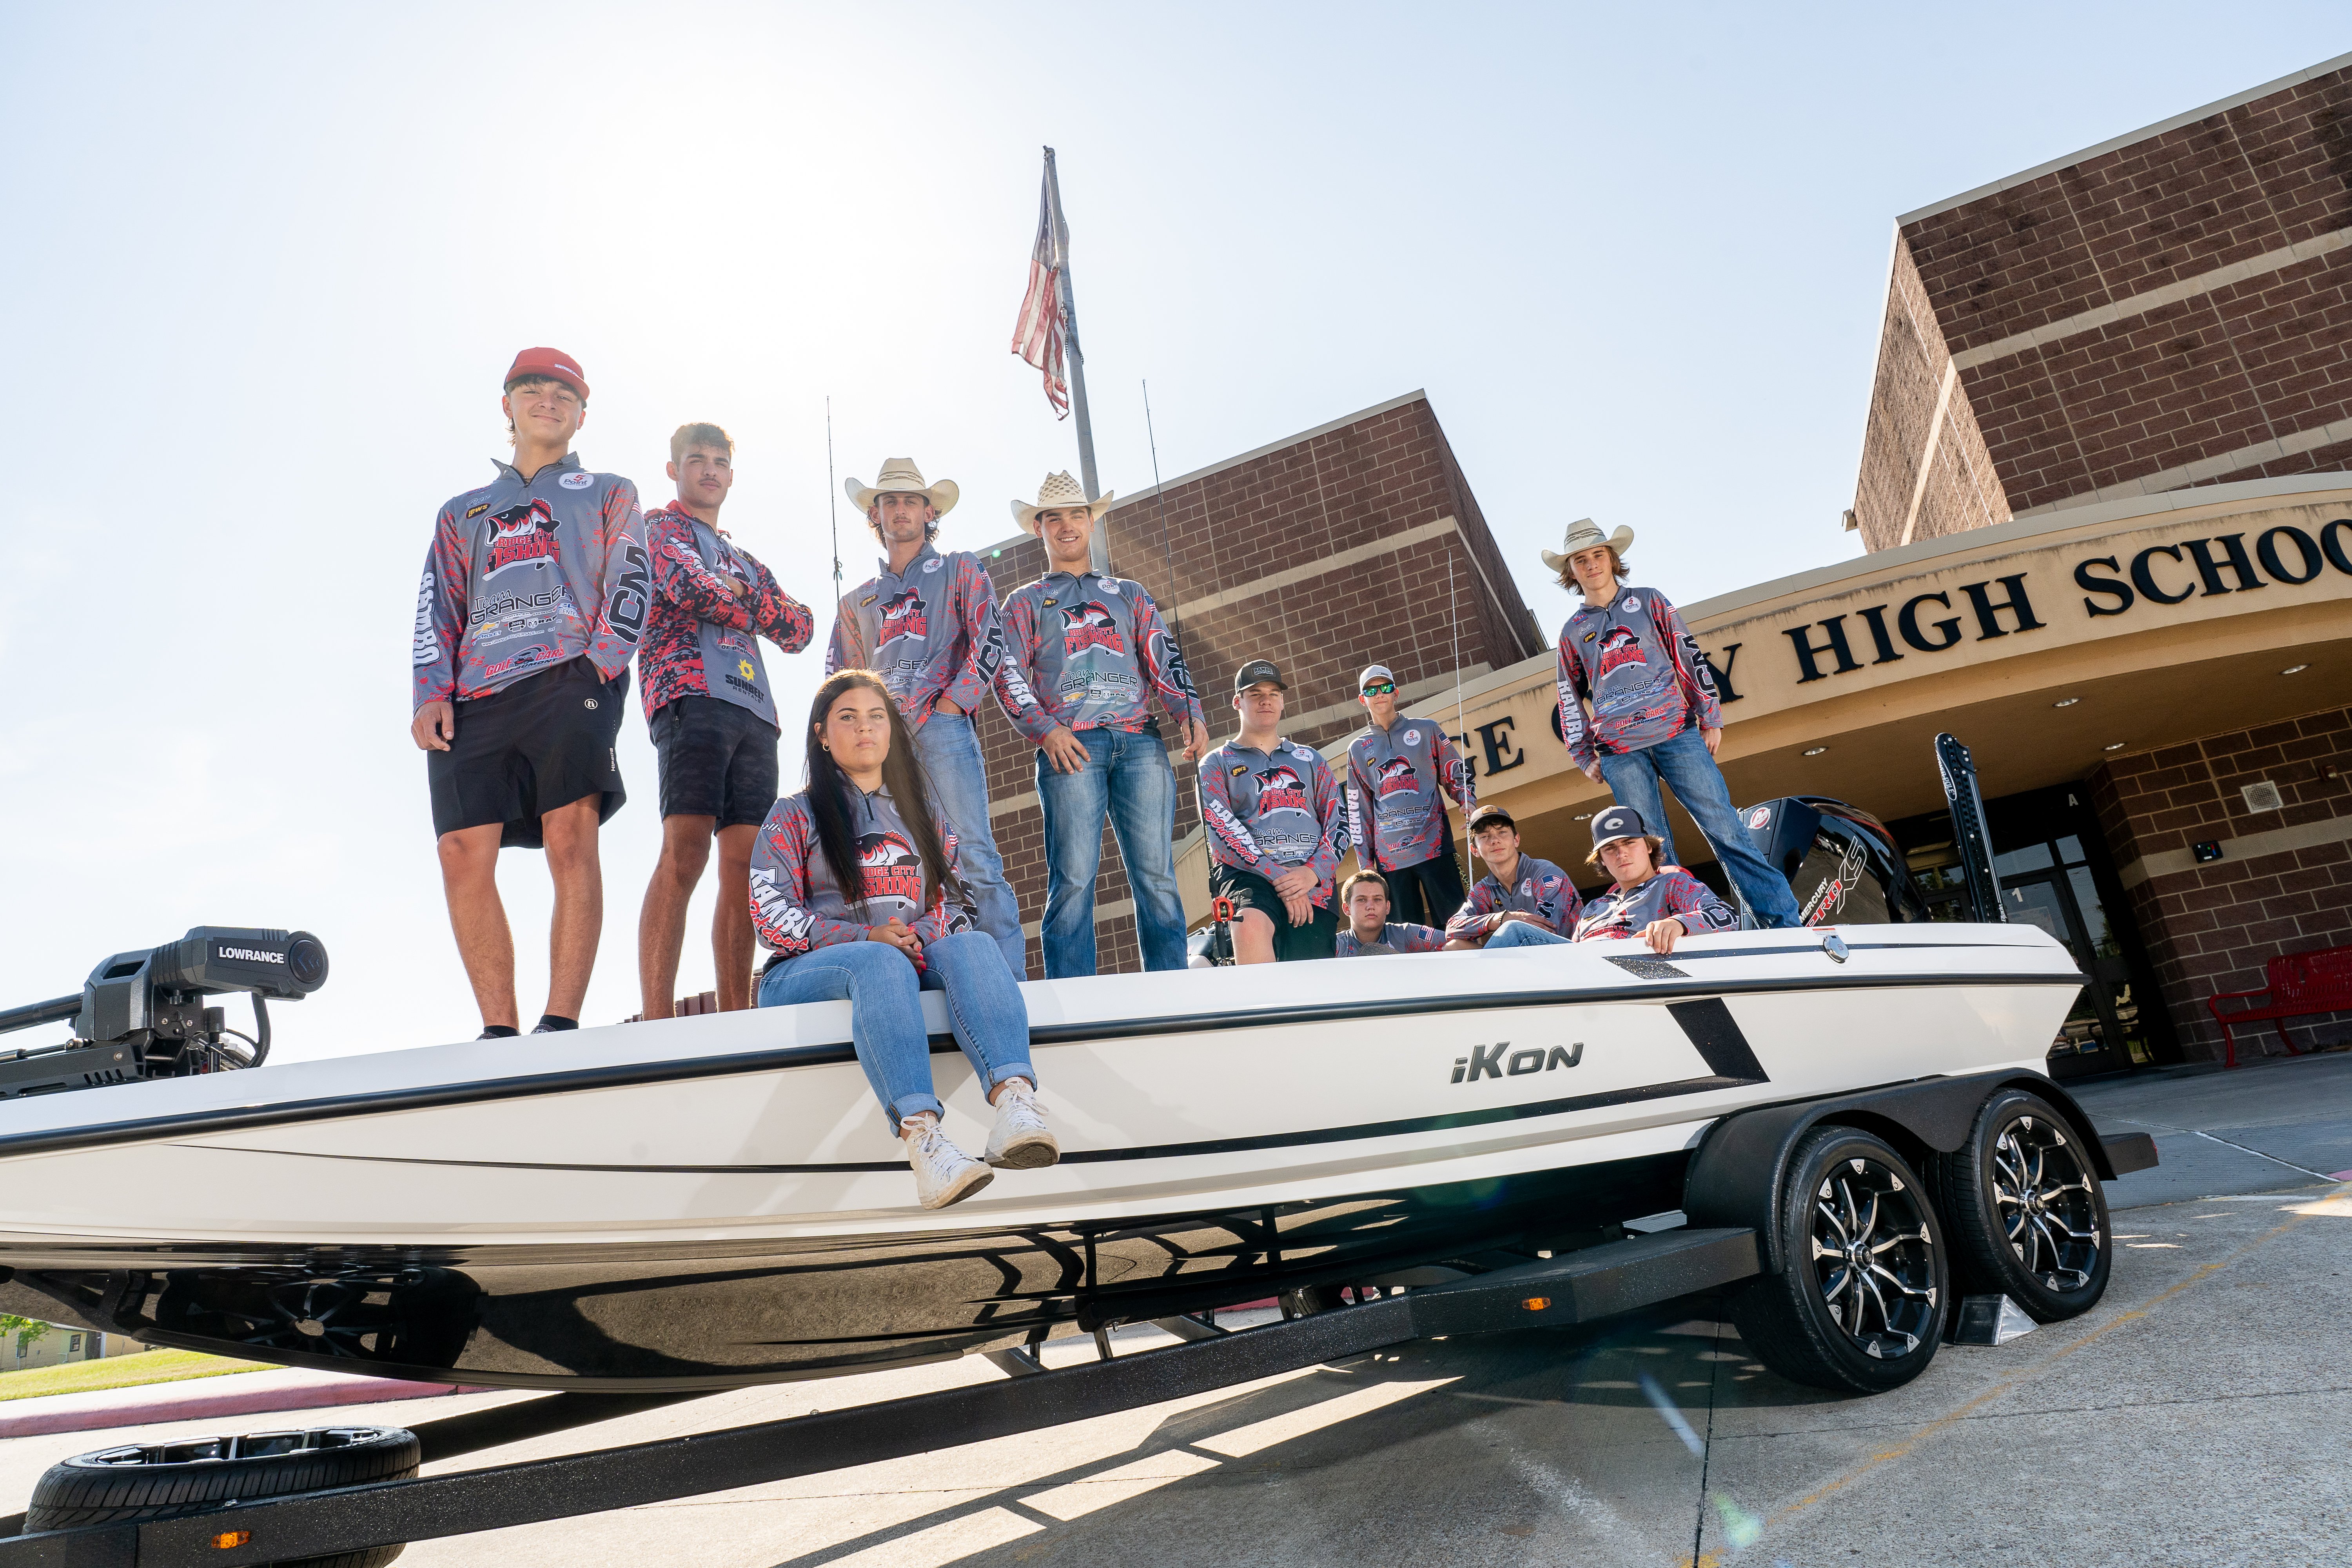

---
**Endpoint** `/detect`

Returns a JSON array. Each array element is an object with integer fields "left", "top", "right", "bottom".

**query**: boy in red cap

[{"left": 410, "top": 348, "right": 650, "bottom": 1037}]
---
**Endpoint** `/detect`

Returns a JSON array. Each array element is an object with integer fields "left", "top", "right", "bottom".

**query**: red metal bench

[{"left": 2206, "top": 944, "right": 2352, "bottom": 1069}]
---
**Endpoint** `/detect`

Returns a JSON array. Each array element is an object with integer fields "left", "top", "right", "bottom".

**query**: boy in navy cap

[
  {"left": 1573, "top": 805, "right": 1737, "bottom": 954},
  {"left": 1198, "top": 660, "right": 1345, "bottom": 962}
]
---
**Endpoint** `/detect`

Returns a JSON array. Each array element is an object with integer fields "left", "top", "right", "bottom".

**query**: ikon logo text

[{"left": 1451, "top": 1040, "right": 1583, "bottom": 1083}]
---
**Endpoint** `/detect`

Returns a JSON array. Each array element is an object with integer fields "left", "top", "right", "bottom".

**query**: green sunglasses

[{"left": 1361, "top": 681, "right": 1396, "bottom": 696}]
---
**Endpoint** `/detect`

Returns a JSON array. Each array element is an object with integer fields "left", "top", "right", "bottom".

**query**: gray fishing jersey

[
  {"left": 1344, "top": 718, "right": 1475, "bottom": 872},
  {"left": 998, "top": 571, "right": 1206, "bottom": 742},
  {"left": 412, "top": 452, "right": 648, "bottom": 706},
  {"left": 825, "top": 544, "right": 1038, "bottom": 732}
]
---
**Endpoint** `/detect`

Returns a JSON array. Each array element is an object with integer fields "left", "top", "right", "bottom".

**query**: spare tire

[{"left": 27, "top": 1424, "right": 417, "bottom": 1566}]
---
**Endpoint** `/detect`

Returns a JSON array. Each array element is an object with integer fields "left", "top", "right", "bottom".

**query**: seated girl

[
  {"left": 750, "top": 670, "right": 1055, "bottom": 1210},
  {"left": 1572, "top": 804, "right": 1740, "bottom": 955}
]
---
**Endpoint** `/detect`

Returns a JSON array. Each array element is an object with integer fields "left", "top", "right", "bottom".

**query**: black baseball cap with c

[
  {"left": 1466, "top": 803, "right": 1515, "bottom": 833},
  {"left": 1590, "top": 804, "right": 1650, "bottom": 852},
  {"left": 1234, "top": 659, "right": 1287, "bottom": 693}
]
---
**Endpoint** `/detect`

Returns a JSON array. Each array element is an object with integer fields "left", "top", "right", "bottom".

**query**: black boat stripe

[
  {"left": 0, "top": 967, "right": 2080, "bottom": 1161},
  {"left": 198, "top": 1073, "right": 1760, "bottom": 1174},
  {"left": 1667, "top": 999, "right": 1766, "bottom": 1082}
]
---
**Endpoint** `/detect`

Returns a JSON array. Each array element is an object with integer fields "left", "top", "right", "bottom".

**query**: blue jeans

[
  {"left": 914, "top": 712, "right": 1026, "bottom": 978},
  {"left": 756, "top": 929, "right": 1035, "bottom": 1131},
  {"left": 1485, "top": 920, "right": 1571, "bottom": 950},
  {"left": 1036, "top": 727, "right": 1187, "bottom": 977},
  {"left": 1596, "top": 726, "right": 1802, "bottom": 928}
]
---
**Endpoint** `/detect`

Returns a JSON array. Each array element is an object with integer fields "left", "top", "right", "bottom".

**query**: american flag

[{"left": 1011, "top": 163, "right": 1070, "bottom": 419}]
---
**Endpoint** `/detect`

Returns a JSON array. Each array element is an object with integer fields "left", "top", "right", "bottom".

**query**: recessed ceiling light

[
  {"left": 2053, "top": 697, "right": 2080, "bottom": 708},
  {"left": 1802, "top": 746, "right": 1829, "bottom": 757},
  {"left": 1572, "top": 812, "right": 1592, "bottom": 821},
  {"left": 2103, "top": 742, "right": 2128, "bottom": 751},
  {"left": 2283, "top": 664, "right": 2310, "bottom": 675}
]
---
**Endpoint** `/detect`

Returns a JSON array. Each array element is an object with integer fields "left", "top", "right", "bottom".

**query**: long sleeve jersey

[
  {"left": 997, "top": 571, "right": 1207, "bottom": 744},
  {"left": 1334, "top": 921, "right": 1447, "bottom": 956},
  {"left": 1572, "top": 869, "right": 1737, "bottom": 942},
  {"left": 635, "top": 502, "right": 813, "bottom": 728},
  {"left": 1345, "top": 719, "right": 1475, "bottom": 873},
  {"left": 1198, "top": 738, "right": 1347, "bottom": 906},
  {"left": 748, "top": 784, "right": 975, "bottom": 967},
  {"left": 1443, "top": 854, "right": 1583, "bottom": 944},
  {"left": 826, "top": 543, "right": 1040, "bottom": 733},
  {"left": 1554, "top": 586, "right": 1722, "bottom": 771},
  {"left": 411, "top": 453, "right": 648, "bottom": 706}
]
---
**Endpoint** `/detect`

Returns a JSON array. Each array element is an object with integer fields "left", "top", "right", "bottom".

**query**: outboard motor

[{"left": 1735, "top": 797, "right": 1929, "bottom": 927}]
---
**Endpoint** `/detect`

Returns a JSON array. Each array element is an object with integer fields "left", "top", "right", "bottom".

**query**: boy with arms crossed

[{"left": 634, "top": 423, "right": 814, "bottom": 1018}]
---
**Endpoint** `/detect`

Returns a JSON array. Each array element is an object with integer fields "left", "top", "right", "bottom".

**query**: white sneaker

[
  {"left": 984, "top": 1079, "right": 1060, "bottom": 1170},
  {"left": 903, "top": 1116, "right": 993, "bottom": 1210}
]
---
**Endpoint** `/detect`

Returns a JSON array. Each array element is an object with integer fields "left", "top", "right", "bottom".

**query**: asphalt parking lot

[{"left": 6, "top": 1052, "right": 2348, "bottom": 1567}]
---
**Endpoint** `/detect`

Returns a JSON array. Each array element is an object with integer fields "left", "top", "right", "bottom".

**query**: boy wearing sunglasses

[{"left": 1342, "top": 663, "right": 1475, "bottom": 930}]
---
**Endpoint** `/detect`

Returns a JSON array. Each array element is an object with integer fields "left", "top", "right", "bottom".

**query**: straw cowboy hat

[
  {"left": 1540, "top": 517, "right": 1635, "bottom": 573},
  {"left": 1010, "top": 470, "right": 1116, "bottom": 534},
  {"left": 845, "top": 457, "right": 958, "bottom": 518}
]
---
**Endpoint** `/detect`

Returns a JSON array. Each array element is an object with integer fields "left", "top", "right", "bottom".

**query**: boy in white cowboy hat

[
  {"left": 827, "top": 458, "right": 1046, "bottom": 977},
  {"left": 998, "top": 472, "right": 1210, "bottom": 977},
  {"left": 1544, "top": 519, "right": 1802, "bottom": 929}
]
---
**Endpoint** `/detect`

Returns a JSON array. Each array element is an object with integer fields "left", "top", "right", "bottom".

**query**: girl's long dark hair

[{"left": 804, "top": 669, "right": 965, "bottom": 921}]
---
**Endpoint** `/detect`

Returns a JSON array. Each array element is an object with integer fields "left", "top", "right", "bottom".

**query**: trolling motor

[{"left": 0, "top": 927, "right": 329, "bottom": 1100}]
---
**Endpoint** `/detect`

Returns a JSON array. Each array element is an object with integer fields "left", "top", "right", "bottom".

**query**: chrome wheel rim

[
  {"left": 1808, "top": 1155, "right": 1938, "bottom": 1359},
  {"left": 1991, "top": 1115, "right": 2101, "bottom": 1292}
]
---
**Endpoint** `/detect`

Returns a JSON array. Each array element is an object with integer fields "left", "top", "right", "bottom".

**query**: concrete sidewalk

[{"left": 2076, "top": 1049, "right": 2352, "bottom": 1205}]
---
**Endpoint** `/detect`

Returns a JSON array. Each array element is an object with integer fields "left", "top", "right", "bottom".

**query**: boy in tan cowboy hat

[
  {"left": 1543, "top": 518, "right": 1801, "bottom": 928},
  {"left": 998, "top": 472, "right": 1209, "bottom": 978},
  {"left": 826, "top": 458, "right": 1047, "bottom": 977}
]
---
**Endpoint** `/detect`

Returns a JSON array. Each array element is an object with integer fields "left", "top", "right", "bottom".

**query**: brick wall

[
  {"left": 1854, "top": 60, "right": 2352, "bottom": 542},
  {"left": 962, "top": 395, "right": 1546, "bottom": 977},
  {"left": 1849, "top": 235, "right": 2014, "bottom": 550},
  {"left": 2086, "top": 703, "right": 2352, "bottom": 1060}
]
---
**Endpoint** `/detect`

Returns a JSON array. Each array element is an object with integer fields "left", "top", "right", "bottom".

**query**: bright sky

[{"left": 2, "top": 5, "right": 2341, "bottom": 1060}]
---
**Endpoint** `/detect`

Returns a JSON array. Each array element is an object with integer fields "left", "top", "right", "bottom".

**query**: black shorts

[
  {"left": 1382, "top": 842, "right": 1466, "bottom": 929},
  {"left": 426, "top": 657, "right": 626, "bottom": 849},
  {"left": 1210, "top": 864, "right": 1338, "bottom": 962},
  {"left": 653, "top": 694, "right": 780, "bottom": 829}
]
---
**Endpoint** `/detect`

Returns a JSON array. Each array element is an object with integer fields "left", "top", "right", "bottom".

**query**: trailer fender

[{"left": 1683, "top": 1070, "right": 2119, "bottom": 1275}]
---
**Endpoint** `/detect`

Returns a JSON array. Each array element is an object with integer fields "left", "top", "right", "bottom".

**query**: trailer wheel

[
  {"left": 1729, "top": 1126, "right": 1947, "bottom": 1394},
  {"left": 1936, "top": 1089, "right": 2111, "bottom": 1322},
  {"left": 26, "top": 1424, "right": 417, "bottom": 1566}
]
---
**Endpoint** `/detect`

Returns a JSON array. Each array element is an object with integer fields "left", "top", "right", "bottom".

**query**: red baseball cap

[{"left": 504, "top": 347, "right": 589, "bottom": 401}]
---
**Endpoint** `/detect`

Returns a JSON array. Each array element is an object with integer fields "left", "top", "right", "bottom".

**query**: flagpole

[{"left": 1043, "top": 146, "right": 1109, "bottom": 574}]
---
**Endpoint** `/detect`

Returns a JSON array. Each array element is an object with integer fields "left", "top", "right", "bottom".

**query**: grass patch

[{"left": 0, "top": 1348, "right": 272, "bottom": 1403}]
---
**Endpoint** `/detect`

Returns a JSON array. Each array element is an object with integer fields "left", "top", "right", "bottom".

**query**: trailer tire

[
  {"left": 1935, "top": 1089, "right": 2111, "bottom": 1322},
  {"left": 1728, "top": 1126, "right": 1947, "bottom": 1394},
  {"left": 26, "top": 1424, "right": 417, "bottom": 1565}
]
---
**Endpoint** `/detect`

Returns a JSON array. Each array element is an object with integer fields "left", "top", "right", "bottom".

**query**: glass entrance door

[{"left": 1890, "top": 784, "right": 2174, "bottom": 1077}]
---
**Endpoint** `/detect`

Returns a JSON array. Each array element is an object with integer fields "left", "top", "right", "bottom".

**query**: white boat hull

[{"left": 0, "top": 925, "right": 2083, "bottom": 1388}]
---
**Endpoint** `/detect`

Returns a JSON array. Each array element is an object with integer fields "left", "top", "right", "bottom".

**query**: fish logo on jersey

[
  {"left": 485, "top": 499, "right": 562, "bottom": 575},
  {"left": 1595, "top": 625, "right": 1648, "bottom": 680},
  {"left": 1063, "top": 601, "right": 1125, "bottom": 657},
  {"left": 855, "top": 831, "right": 926, "bottom": 907},
  {"left": 1257, "top": 763, "right": 1308, "bottom": 814},
  {"left": 875, "top": 588, "right": 927, "bottom": 650},
  {"left": 1375, "top": 756, "right": 1419, "bottom": 798}
]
